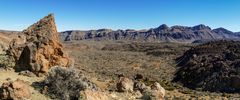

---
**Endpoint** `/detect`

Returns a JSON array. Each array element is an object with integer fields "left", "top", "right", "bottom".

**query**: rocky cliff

[{"left": 60, "top": 24, "right": 240, "bottom": 43}]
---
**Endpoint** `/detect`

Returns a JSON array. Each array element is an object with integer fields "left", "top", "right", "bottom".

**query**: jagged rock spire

[
  {"left": 23, "top": 14, "right": 59, "bottom": 43},
  {"left": 7, "top": 14, "right": 72, "bottom": 74}
]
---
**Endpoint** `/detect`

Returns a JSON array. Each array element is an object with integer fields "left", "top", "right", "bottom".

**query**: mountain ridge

[
  {"left": 0, "top": 24, "right": 239, "bottom": 43},
  {"left": 60, "top": 24, "right": 240, "bottom": 43}
]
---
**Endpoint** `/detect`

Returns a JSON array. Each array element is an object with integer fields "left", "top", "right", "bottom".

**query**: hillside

[
  {"left": 174, "top": 40, "right": 240, "bottom": 92},
  {"left": 0, "top": 24, "right": 239, "bottom": 44},
  {"left": 60, "top": 24, "right": 240, "bottom": 43}
]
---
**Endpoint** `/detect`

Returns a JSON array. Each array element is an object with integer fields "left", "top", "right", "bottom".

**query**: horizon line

[{"left": 0, "top": 24, "right": 239, "bottom": 33}]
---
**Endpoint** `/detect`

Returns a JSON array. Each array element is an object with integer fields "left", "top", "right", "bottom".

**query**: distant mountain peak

[
  {"left": 156, "top": 24, "right": 169, "bottom": 30},
  {"left": 213, "top": 27, "right": 233, "bottom": 34},
  {"left": 213, "top": 27, "right": 230, "bottom": 31},
  {"left": 192, "top": 24, "right": 211, "bottom": 30},
  {"left": 59, "top": 24, "right": 240, "bottom": 43},
  {"left": 97, "top": 28, "right": 112, "bottom": 31}
]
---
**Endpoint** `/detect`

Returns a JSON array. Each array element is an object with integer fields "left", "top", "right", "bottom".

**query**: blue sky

[{"left": 0, "top": 0, "right": 240, "bottom": 32}]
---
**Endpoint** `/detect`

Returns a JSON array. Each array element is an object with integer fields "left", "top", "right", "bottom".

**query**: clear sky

[{"left": 0, "top": 0, "right": 240, "bottom": 32}]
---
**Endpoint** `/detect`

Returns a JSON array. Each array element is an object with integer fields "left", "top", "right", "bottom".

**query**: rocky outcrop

[
  {"left": 7, "top": 35, "right": 26, "bottom": 62},
  {"left": 137, "top": 82, "right": 165, "bottom": 100},
  {"left": 0, "top": 79, "right": 31, "bottom": 100},
  {"left": 151, "top": 82, "right": 165, "bottom": 96},
  {"left": 174, "top": 40, "right": 240, "bottom": 92},
  {"left": 60, "top": 24, "right": 240, "bottom": 43},
  {"left": 134, "top": 81, "right": 148, "bottom": 92},
  {"left": 7, "top": 14, "right": 72, "bottom": 74},
  {"left": 116, "top": 77, "right": 134, "bottom": 92},
  {"left": 116, "top": 77, "right": 165, "bottom": 100}
]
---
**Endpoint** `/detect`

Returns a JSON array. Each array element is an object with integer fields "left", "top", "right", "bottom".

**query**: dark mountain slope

[{"left": 174, "top": 40, "right": 240, "bottom": 92}]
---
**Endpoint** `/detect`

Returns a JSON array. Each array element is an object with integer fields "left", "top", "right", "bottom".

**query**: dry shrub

[
  {"left": 0, "top": 54, "right": 15, "bottom": 69},
  {"left": 44, "top": 66, "right": 97, "bottom": 100}
]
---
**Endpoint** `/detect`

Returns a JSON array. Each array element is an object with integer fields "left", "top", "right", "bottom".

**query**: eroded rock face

[
  {"left": 174, "top": 40, "right": 240, "bottom": 92},
  {"left": 7, "top": 14, "right": 72, "bottom": 74},
  {"left": 7, "top": 35, "right": 26, "bottom": 62},
  {"left": 0, "top": 79, "right": 31, "bottom": 100}
]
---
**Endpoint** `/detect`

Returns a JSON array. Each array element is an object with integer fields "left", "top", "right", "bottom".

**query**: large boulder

[
  {"left": 115, "top": 76, "right": 166, "bottom": 99},
  {"left": 116, "top": 77, "right": 134, "bottom": 92},
  {"left": 0, "top": 79, "right": 31, "bottom": 100},
  {"left": 141, "top": 82, "right": 165, "bottom": 100},
  {"left": 7, "top": 14, "right": 72, "bottom": 74}
]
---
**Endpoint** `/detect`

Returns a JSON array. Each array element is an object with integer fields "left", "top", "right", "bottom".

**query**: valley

[{"left": 0, "top": 14, "right": 239, "bottom": 100}]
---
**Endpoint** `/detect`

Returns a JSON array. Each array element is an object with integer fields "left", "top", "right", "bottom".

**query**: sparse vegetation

[
  {"left": 66, "top": 40, "right": 240, "bottom": 99},
  {"left": 0, "top": 54, "right": 15, "bottom": 69},
  {"left": 44, "top": 66, "right": 97, "bottom": 100}
]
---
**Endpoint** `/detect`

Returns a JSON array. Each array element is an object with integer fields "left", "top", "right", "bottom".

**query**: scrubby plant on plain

[
  {"left": 0, "top": 54, "right": 15, "bottom": 69},
  {"left": 44, "top": 66, "right": 97, "bottom": 100}
]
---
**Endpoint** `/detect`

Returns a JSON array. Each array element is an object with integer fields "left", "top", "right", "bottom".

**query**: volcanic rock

[
  {"left": 116, "top": 77, "right": 134, "bottom": 92},
  {"left": 134, "top": 81, "right": 148, "bottom": 92},
  {"left": 174, "top": 40, "right": 240, "bottom": 92},
  {"left": 141, "top": 82, "right": 165, "bottom": 100},
  {"left": 151, "top": 82, "right": 165, "bottom": 96},
  {"left": 7, "top": 14, "right": 72, "bottom": 74},
  {"left": 0, "top": 79, "right": 31, "bottom": 100},
  {"left": 7, "top": 35, "right": 26, "bottom": 62}
]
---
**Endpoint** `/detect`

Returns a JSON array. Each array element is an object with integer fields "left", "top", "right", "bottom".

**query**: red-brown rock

[
  {"left": 7, "top": 14, "right": 72, "bottom": 74},
  {"left": 0, "top": 79, "right": 31, "bottom": 100}
]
